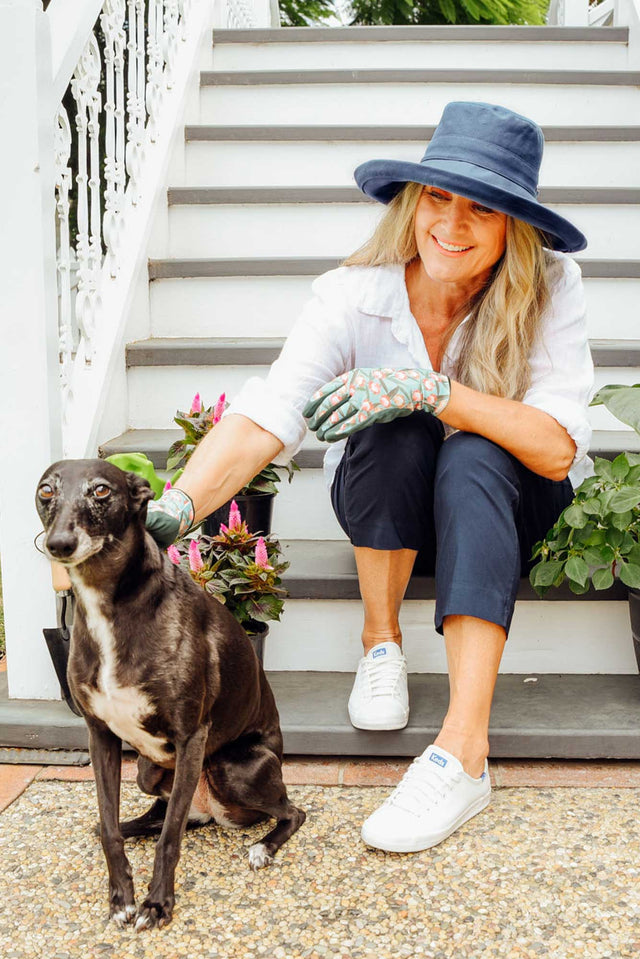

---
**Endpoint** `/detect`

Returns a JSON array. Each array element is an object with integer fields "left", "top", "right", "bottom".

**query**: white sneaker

[
  {"left": 348, "top": 642, "right": 409, "bottom": 731},
  {"left": 361, "top": 744, "right": 491, "bottom": 853}
]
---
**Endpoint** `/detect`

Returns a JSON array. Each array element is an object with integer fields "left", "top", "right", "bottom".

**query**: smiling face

[{"left": 412, "top": 186, "right": 508, "bottom": 296}]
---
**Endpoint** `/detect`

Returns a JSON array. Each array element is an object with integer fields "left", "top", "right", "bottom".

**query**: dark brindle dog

[{"left": 36, "top": 459, "right": 305, "bottom": 931}]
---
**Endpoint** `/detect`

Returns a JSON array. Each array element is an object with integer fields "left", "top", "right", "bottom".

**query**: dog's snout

[{"left": 46, "top": 529, "right": 79, "bottom": 560}]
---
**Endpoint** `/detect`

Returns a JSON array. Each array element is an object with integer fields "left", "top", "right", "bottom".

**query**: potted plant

[
  {"left": 167, "top": 392, "right": 299, "bottom": 536},
  {"left": 168, "top": 499, "right": 289, "bottom": 663},
  {"left": 529, "top": 383, "right": 640, "bottom": 671}
]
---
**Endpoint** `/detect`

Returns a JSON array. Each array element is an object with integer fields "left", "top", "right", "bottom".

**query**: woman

[{"left": 148, "top": 101, "right": 594, "bottom": 854}]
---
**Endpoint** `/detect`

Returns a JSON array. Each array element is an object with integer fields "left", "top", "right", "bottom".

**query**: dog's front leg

[
  {"left": 88, "top": 722, "right": 136, "bottom": 927},
  {"left": 135, "top": 726, "right": 208, "bottom": 932}
]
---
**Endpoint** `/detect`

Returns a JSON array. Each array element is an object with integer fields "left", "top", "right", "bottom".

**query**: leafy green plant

[
  {"left": 168, "top": 501, "right": 289, "bottom": 634},
  {"left": 530, "top": 385, "right": 640, "bottom": 597},
  {"left": 343, "top": 0, "right": 548, "bottom": 27},
  {"left": 167, "top": 392, "right": 299, "bottom": 495}
]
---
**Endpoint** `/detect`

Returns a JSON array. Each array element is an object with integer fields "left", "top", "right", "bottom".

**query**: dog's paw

[
  {"left": 248, "top": 842, "right": 273, "bottom": 871},
  {"left": 134, "top": 898, "right": 174, "bottom": 932},
  {"left": 110, "top": 903, "right": 136, "bottom": 928}
]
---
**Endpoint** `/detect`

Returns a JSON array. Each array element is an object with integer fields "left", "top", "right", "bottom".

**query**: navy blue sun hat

[{"left": 354, "top": 101, "right": 587, "bottom": 254}]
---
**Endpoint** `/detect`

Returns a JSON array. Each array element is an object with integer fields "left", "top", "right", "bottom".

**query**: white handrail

[{"left": 48, "top": 0, "right": 104, "bottom": 111}]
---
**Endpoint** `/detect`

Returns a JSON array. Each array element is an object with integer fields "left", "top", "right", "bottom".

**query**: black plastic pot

[
  {"left": 246, "top": 621, "right": 269, "bottom": 665},
  {"left": 203, "top": 492, "right": 275, "bottom": 537},
  {"left": 627, "top": 588, "right": 640, "bottom": 673},
  {"left": 42, "top": 591, "right": 82, "bottom": 716}
]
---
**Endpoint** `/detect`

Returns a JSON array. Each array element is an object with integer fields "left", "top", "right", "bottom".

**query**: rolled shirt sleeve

[
  {"left": 222, "top": 270, "right": 356, "bottom": 465},
  {"left": 521, "top": 256, "right": 594, "bottom": 473}
]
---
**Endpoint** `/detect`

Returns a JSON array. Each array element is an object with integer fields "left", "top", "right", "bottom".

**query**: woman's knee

[
  {"left": 435, "top": 431, "right": 520, "bottom": 505},
  {"left": 345, "top": 411, "right": 444, "bottom": 480}
]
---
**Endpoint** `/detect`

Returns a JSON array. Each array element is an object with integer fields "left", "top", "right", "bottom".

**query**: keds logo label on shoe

[
  {"left": 372, "top": 648, "right": 387, "bottom": 660},
  {"left": 429, "top": 752, "right": 447, "bottom": 768}
]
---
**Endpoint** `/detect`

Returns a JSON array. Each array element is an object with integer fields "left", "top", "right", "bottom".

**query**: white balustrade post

[{"left": 0, "top": 0, "right": 64, "bottom": 699}]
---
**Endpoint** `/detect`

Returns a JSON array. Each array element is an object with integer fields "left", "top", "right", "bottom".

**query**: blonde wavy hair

[{"left": 342, "top": 181, "right": 551, "bottom": 401}]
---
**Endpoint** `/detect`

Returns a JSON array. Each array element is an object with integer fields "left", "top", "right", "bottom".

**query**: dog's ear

[{"left": 125, "top": 472, "right": 156, "bottom": 516}]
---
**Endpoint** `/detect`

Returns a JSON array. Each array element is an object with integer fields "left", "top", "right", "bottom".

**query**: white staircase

[{"left": 7, "top": 19, "right": 640, "bottom": 757}]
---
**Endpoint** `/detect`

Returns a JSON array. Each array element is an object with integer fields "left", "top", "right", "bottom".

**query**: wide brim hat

[{"left": 353, "top": 101, "right": 587, "bottom": 254}]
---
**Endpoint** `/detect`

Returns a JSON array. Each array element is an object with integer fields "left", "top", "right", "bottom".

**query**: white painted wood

[
  {"left": 200, "top": 83, "right": 640, "bottom": 127},
  {"left": 47, "top": 0, "right": 103, "bottom": 110},
  {"left": 0, "top": 0, "right": 64, "bottom": 699},
  {"left": 167, "top": 201, "right": 640, "bottom": 260},
  {"left": 150, "top": 275, "right": 640, "bottom": 340},
  {"left": 211, "top": 40, "right": 629, "bottom": 72},
  {"left": 263, "top": 599, "right": 637, "bottom": 674},
  {"left": 185, "top": 139, "right": 640, "bottom": 189},
  {"left": 271, "top": 469, "right": 346, "bottom": 540}
]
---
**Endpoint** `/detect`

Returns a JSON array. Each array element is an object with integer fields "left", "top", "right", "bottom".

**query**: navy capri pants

[{"left": 330, "top": 412, "right": 574, "bottom": 636}]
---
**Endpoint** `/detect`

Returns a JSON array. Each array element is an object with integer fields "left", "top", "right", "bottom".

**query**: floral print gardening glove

[
  {"left": 303, "top": 368, "right": 451, "bottom": 442},
  {"left": 146, "top": 488, "right": 195, "bottom": 547}
]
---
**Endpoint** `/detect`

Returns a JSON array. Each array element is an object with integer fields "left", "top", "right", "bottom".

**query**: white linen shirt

[{"left": 224, "top": 253, "right": 595, "bottom": 491}]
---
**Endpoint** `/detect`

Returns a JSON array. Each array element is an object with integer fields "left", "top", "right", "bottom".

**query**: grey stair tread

[
  {"left": 277, "top": 540, "right": 628, "bottom": 601},
  {"left": 201, "top": 68, "right": 640, "bottom": 86},
  {"left": 148, "top": 258, "right": 640, "bottom": 279},
  {"left": 167, "top": 186, "right": 640, "bottom": 206},
  {"left": 185, "top": 124, "right": 640, "bottom": 141},
  {"left": 212, "top": 26, "right": 629, "bottom": 43},
  {"left": 1, "top": 672, "right": 639, "bottom": 758},
  {"left": 99, "top": 428, "right": 640, "bottom": 471},
  {"left": 125, "top": 337, "right": 640, "bottom": 368}
]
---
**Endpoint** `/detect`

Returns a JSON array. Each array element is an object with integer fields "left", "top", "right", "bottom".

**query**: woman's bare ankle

[{"left": 361, "top": 630, "right": 402, "bottom": 656}]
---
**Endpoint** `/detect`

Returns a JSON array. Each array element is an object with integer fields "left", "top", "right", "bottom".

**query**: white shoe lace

[
  {"left": 386, "top": 758, "right": 463, "bottom": 816},
  {"left": 362, "top": 656, "right": 405, "bottom": 698}
]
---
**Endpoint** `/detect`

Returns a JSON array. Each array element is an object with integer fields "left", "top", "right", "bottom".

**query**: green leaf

[
  {"left": 565, "top": 555, "right": 589, "bottom": 587},
  {"left": 569, "top": 578, "right": 590, "bottom": 595},
  {"left": 586, "top": 529, "right": 607, "bottom": 546},
  {"left": 531, "top": 560, "right": 564, "bottom": 587},
  {"left": 612, "top": 510, "right": 634, "bottom": 531},
  {"left": 581, "top": 498, "right": 602, "bottom": 516},
  {"left": 592, "top": 567, "right": 614, "bottom": 590},
  {"left": 619, "top": 562, "right": 640, "bottom": 589},
  {"left": 606, "top": 528, "right": 624, "bottom": 549},
  {"left": 564, "top": 504, "right": 588, "bottom": 529},
  {"left": 582, "top": 546, "right": 608, "bottom": 566},
  {"left": 593, "top": 457, "right": 616, "bottom": 483},
  {"left": 612, "top": 453, "right": 631, "bottom": 481},
  {"left": 589, "top": 384, "right": 640, "bottom": 433},
  {"left": 609, "top": 487, "right": 640, "bottom": 512}
]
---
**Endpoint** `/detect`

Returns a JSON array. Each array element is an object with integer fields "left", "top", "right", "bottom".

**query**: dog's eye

[
  {"left": 38, "top": 484, "right": 54, "bottom": 501},
  {"left": 94, "top": 485, "right": 111, "bottom": 499}
]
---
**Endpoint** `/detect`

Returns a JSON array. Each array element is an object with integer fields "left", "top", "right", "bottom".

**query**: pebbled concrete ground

[{"left": 0, "top": 777, "right": 638, "bottom": 959}]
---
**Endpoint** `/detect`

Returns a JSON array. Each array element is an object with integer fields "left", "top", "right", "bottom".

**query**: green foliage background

[{"left": 280, "top": 0, "right": 549, "bottom": 26}]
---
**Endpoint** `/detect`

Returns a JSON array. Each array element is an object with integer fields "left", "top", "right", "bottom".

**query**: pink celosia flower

[
  {"left": 213, "top": 392, "right": 226, "bottom": 425},
  {"left": 219, "top": 523, "right": 229, "bottom": 535},
  {"left": 166, "top": 545, "right": 181, "bottom": 566},
  {"left": 228, "top": 500, "right": 242, "bottom": 531},
  {"left": 163, "top": 480, "right": 172, "bottom": 493},
  {"left": 188, "top": 539, "right": 203, "bottom": 572},
  {"left": 190, "top": 392, "right": 202, "bottom": 415},
  {"left": 255, "top": 537, "right": 271, "bottom": 569}
]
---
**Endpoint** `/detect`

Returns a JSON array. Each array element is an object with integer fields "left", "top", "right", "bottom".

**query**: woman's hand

[
  {"left": 146, "top": 488, "right": 195, "bottom": 547},
  {"left": 303, "top": 368, "right": 450, "bottom": 442}
]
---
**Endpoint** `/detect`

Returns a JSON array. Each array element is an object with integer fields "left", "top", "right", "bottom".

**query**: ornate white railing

[{"left": 0, "top": 0, "right": 273, "bottom": 700}]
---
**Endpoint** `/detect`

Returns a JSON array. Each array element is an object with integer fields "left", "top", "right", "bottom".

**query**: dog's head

[{"left": 36, "top": 459, "right": 155, "bottom": 566}]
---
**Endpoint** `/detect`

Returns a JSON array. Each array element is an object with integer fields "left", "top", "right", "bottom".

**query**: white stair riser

[
  {"left": 168, "top": 202, "right": 640, "bottom": 260},
  {"left": 200, "top": 84, "right": 640, "bottom": 127},
  {"left": 150, "top": 276, "right": 640, "bottom": 341},
  {"left": 128, "top": 365, "right": 640, "bottom": 434},
  {"left": 185, "top": 140, "right": 640, "bottom": 189},
  {"left": 211, "top": 40, "right": 630, "bottom": 72},
  {"left": 273, "top": 469, "right": 346, "bottom": 540},
  {"left": 264, "top": 599, "right": 637, "bottom": 674}
]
